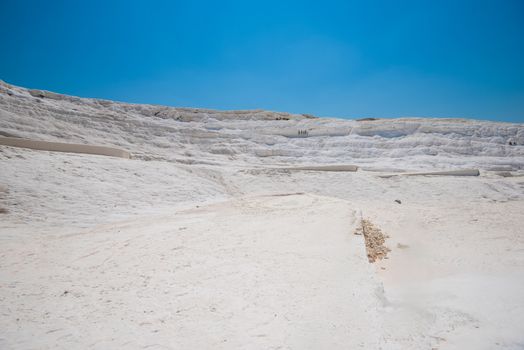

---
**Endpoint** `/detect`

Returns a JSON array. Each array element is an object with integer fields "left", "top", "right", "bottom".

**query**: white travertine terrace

[
  {"left": 1, "top": 81, "right": 523, "bottom": 349},
  {"left": 1, "top": 80, "right": 523, "bottom": 170}
]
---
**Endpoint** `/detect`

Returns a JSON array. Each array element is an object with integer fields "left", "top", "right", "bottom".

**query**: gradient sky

[{"left": 1, "top": 0, "right": 523, "bottom": 122}]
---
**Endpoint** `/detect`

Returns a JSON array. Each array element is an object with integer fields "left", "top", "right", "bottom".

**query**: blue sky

[{"left": 1, "top": 0, "right": 523, "bottom": 122}]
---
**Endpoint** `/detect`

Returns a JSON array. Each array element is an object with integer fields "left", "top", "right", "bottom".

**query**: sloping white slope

[
  {"left": 0, "top": 194, "right": 388, "bottom": 350},
  {"left": 1, "top": 80, "right": 523, "bottom": 170}
]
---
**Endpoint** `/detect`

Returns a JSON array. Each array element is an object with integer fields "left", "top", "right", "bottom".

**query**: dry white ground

[{"left": 1, "top": 81, "right": 524, "bottom": 349}]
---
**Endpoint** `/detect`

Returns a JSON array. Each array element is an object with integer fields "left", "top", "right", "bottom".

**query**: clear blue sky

[{"left": 1, "top": 0, "right": 523, "bottom": 122}]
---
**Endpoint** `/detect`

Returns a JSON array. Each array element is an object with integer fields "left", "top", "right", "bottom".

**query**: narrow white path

[{"left": 0, "top": 136, "right": 131, "bottom": 158}]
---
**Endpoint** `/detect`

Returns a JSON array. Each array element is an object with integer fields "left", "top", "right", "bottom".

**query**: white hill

[
  {"left": 1, "top": 80, "right": 522, "bottom": 170},
  {"left": 1, "top": 81, "right": 523, "bottom": 349}
]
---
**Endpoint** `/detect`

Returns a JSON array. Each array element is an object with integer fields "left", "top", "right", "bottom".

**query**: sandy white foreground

[{"left": 1, "top": 194, "right": 387, "bottom": 349}]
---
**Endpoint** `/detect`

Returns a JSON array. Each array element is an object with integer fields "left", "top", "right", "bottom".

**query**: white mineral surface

[{"left": 1, "top": 81, "right": 523, "bottom": 349}]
